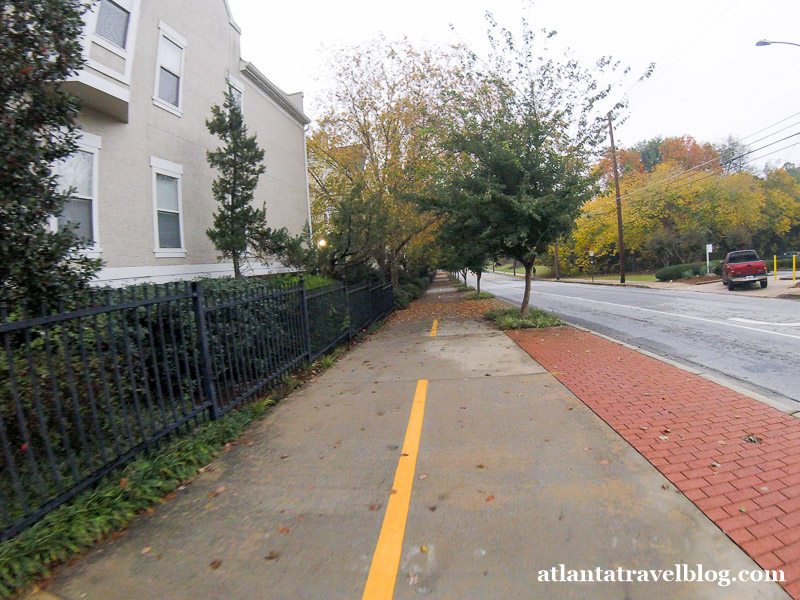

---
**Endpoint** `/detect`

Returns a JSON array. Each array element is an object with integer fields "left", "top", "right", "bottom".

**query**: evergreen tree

[
  {"left": 0, "top": 0, "right": 101, "bottom": 311},
  {"left": 206, "top": 84, "right": 267, "bottom": 278}
]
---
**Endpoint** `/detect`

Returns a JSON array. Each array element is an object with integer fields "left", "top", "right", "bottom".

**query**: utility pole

[
  {"left": 553, "top": 241, "right": 561, "bottom": 280},
  {"left": 607, "top": 113, "right": 626, "bottom": 284}
]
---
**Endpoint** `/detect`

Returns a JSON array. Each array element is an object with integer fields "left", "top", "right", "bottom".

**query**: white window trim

[
  {"left": 84, "top": 0, "right": 141, "bottom": 85},
  {"left": 150, "top": 157, "right": 186, "bottom": 258},
  {"left": 50, "top": 131, "right": 103, "bottom": 258},
  {"left": 152, "top": 21, "right": 187, "bottom": 117}
]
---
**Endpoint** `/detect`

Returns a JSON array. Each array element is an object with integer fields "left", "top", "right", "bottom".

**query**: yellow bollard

[{"left": 775, "top": 255, "right": 778, "bottom": 281}]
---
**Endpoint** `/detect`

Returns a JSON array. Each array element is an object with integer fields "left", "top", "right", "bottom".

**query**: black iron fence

[{"left": 0, "top": 276, "right": 392, "bottom": 540}]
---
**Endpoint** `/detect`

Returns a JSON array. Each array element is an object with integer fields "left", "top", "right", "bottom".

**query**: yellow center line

[
  {"left": 430, "top": 319, "right": 438, "bottom": 337},
  {"left": 361, "top": 379, "right": 428, "bottom": 600}
]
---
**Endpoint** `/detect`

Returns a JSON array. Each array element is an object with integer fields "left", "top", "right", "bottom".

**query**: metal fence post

[
  {"left": 369, "top": 282, "right": 376, "bottom": 323},
  {"left": 343, "top": 280, "right": 353, "bottom": 340},
  {"left": 298, "top": 273, "right": 313, "bottom": 361},
  {"left": 191, "top": 282, "right": 220, "bottom": 420}
]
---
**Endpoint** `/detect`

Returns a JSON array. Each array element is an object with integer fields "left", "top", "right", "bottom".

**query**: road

[{"left": 469, "top": 272, "right": 800, "bottom": 407}]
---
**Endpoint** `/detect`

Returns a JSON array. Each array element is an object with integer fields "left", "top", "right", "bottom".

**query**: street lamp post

[{"left": 756, "top": 39, "right": 800, "bottom": 48}]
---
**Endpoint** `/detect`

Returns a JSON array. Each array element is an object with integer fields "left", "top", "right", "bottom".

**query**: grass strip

[{"left": 484, "top": 308, "right": 563, "bottom": 330}]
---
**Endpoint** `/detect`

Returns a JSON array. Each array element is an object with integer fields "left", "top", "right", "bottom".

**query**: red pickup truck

[{"left": 721, "top": 250, "right": 768, "bottom": 291}]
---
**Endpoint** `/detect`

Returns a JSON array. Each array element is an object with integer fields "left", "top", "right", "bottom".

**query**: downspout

[{"left": 303, "top": 123, "right": 312, "bottom": 241}]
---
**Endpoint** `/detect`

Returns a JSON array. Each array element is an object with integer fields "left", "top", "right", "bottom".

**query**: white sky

[{"left": 229, "top": 0, "right": 800, "bottom": 169}]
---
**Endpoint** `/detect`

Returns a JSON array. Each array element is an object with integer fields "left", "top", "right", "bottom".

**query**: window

[
  {"left": 227, "top": 75, "right": 244, "bottom": 110},
  {"left": 151, "top": 157, "right": 185, "bottom": 257},
  {"left": 52, "top": 132, "right": 102, "bottom": 256},
  {"left": 95, "top": 0, "right": 130, "bottom": 49},
  {"left": 153, "top": 22, "right": 187, "bottom": 116}
]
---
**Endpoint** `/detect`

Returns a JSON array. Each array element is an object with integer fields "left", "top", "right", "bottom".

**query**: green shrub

[
  {"left": 484, "top": 308, "right": 563, "bottom": 330},
  {"left": 655, "top": 260, "right": 721, "bottom": 281},
  {"left": 393, "top": 283, "right": 423, "bottom": 310},
  {"left": 464, "top": 292, "right": 495, "bottom": 300},
  {"left": 766, "top": 258, "right": 796, "bottom": 272}
]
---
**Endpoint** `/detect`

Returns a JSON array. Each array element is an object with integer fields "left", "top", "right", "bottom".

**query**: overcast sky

[{"left": 228, "top": 0, "right": 800, "bottom": 170}]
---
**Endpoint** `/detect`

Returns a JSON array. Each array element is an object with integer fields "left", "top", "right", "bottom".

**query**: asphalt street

[{"left": 469, "top": 272, "right": 800, "bottom": 407}]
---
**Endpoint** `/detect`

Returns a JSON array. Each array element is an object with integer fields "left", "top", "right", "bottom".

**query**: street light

[{"left": 756, "top": 39, "right": 800, "bottom": 48}]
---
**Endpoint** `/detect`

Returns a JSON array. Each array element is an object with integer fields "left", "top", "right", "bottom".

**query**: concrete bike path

[{"left": 34, "top": 277, "right": 788, "bottom": 599}]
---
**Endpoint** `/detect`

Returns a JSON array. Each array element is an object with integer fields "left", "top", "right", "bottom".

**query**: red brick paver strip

[{"left": 508, "top": 326, "right": 800, "bottom": 598}]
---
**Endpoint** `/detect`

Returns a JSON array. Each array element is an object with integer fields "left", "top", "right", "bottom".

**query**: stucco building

[{"left": 58, "top": 0, "right": 311, "bottom": 285}]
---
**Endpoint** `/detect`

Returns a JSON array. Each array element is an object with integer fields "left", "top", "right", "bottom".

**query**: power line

[
  {"left": 586, "top": 138, "right": 800, "bottom": 218},
  {"left": 611, "top": 118, "right": 800, "bottom": 202},
  {"left": 621, "top": 0, "right": 738, "bottom": 106}
]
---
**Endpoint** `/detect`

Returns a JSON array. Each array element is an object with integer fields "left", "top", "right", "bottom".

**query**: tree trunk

[
  {"left": 520, "top": 262, "right": 533, "bottom": 316},
  {"left": 554, "top": 242, "right": 561, "bottom": 280},
  {"left": 476, "top": 270, "right": 482, "bottom": 294},
  {"left": 462, "top": 269, "right": 467, "bottom": 285},
  {"left": 232, "top": 252, "right": 242, "bottom": 278},
  {"left": 390, "top": 259, "right": 400, "bottom": 288}
]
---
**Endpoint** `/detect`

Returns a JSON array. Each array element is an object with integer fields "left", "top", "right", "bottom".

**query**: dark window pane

[
  {"left": 159, "top": 68, "right": 180, "bottom": 106},
  {"left": 58, "top": 198, "right": 93, "bottom": 242},
  {"left": 157, "top": 211, "right": 181, "bottom": 248},
  {"left": 96, "top": 0, "right": 129, "bottom": 49}
]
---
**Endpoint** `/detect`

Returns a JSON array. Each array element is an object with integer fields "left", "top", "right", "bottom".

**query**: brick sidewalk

[{"left": 508, "top": 327, "right": 800, "bottom": 598}]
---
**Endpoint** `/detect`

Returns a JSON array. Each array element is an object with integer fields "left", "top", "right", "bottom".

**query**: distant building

[{"left": 58, "top": 0, "right": 311, "bottom": 285}]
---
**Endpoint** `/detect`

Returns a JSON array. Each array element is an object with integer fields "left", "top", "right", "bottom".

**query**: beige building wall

[{"left": 65, "top": 0, "right": 310, "bottom": 286}]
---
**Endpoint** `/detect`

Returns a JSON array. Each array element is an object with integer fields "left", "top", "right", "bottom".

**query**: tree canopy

[
  {"left": 432, "top": 14, "right": 643, "bottom": 313},
  {"left": 0, "top": 0, "right": 101, "bottom": 311}
]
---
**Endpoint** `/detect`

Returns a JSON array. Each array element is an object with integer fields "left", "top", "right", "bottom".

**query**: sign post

[{"left": 706, "top": 244, "right": 713, "bottom": 275}]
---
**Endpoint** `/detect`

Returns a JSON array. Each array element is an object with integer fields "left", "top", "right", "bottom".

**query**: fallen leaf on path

[
  {"left": 368, "top": 504, "right": 382, "bottom": 511},
  {"left": 429, "top": 506, "right": 437, "bottom": 512},
  {"left": 208, "top": 486, "right": 226, "bottom": 499},
  {"left": 599, "top": 460, "right": 610, "bottom": 465},
  {"left": 421, "top": 545, "right": 428, "bottom": 553},
  {"left": 278, "top": 526, "right": 291, "bottom": 535},
  {"left": 163, "top": 492, "right": 176, "bottom": 502},
  {"left": 210, "top": 560, "right": 222, "bottom": 570},
  {"left": 141, "top": 547, "right": 151, "bottom": 554},
  {"left": 418, "top": 474, "right": 428, "bottom": 480},
  {"left": 265, "top": 551, "right": 280, "bottom": 560},
  {"left": 476, "top": 464, "right": 485, "bottom": 469},
  {"left": 485, "top": 495, "right": 494, "bottom": 502}
]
